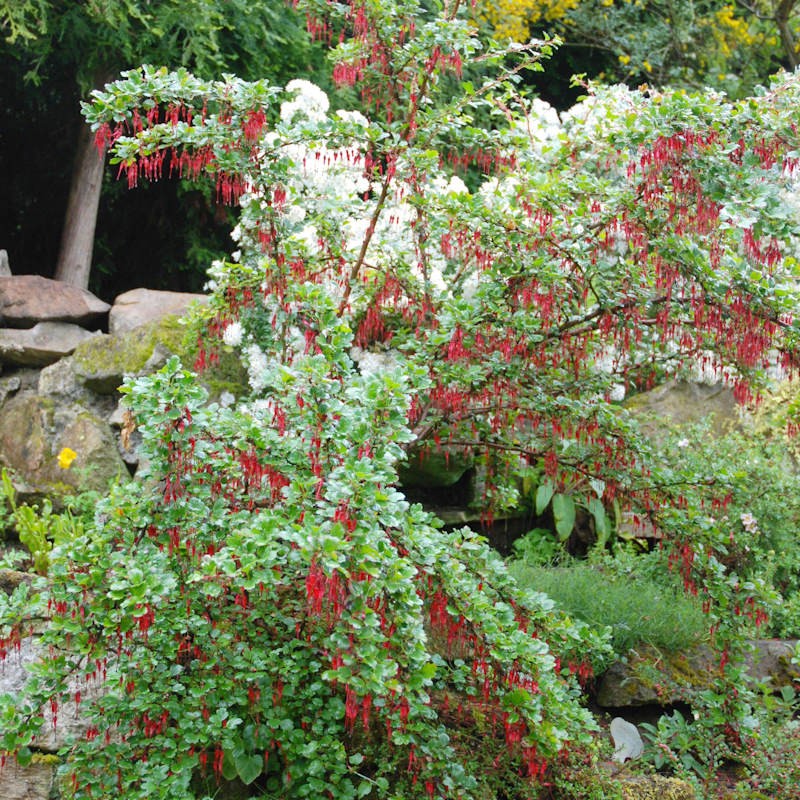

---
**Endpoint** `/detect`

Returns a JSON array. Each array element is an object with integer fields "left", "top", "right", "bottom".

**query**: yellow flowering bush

[
  {"left": 713, "top": 4, "right": 756, "bottom": 56},
  {"left": 479, "top": 0, "right": 579, "bottom": 41},
  {"left": 476, "top": 0, "right": 790, "bottom": 96}
]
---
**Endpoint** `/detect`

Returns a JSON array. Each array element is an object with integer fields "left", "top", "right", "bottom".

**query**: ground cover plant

[
  {"left": 4, "top": 0, "right": 800, "bottom": 797},
  {"left": 508, "top": 556, "right": 710, "bottom": 656}
]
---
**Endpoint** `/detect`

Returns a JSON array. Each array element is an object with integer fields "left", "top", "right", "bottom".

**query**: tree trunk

[
  {"left": 775, "top": 0, "right": 799, "bottom": 70},
  {"left": 53, "top": 122, "right": 105, "bottom": 289}
]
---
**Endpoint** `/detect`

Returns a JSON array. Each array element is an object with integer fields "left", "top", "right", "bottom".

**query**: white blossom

[
  {"left": 222, "top": 321, "right": 244, "bottom": 347},
  {"left": 740, "top": 512, "right": 759, "bottom": 533},
  {"left": 336, "top": 108, "right": 369, "bottom": 127},
  {"left": 244, "top": 343, "right": 270, "bottom": 392},
  {"left": 608, "top": 384, "right": 626, "bottom": 402},
  {"left": 431, "top": 174, "right": 470, "bottom": 196},
  {"left": 516, "top": 97, "right": 561, "bottom": 150}
]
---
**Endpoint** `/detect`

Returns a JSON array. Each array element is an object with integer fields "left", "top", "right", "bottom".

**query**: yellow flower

[
  {"left": 618, "top": 54, "right": 631, "bottom": 65},
  {"left": 57, "top": 447, "right": 78, "bottom": 470},
  {"left": 643, "top": 59, "right": 653, "bottom": 72}
]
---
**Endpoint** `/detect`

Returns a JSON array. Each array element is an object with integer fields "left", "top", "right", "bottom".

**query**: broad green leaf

[
  {"left": 419, "top": 662, "right": 437, "bottom": 680},
  {"left": 535, "top": 481, "right": 555, "bottom": 515},
  {"left": 588, "top": 497, "right": 609, "bottom": 546},
  {"left": 221, "top": 750, "right": 238, "bottom": 782},
  {"left": 552, "top": 493, "right": 575, "bottom": 541},
  {"left": 15, "top": 746, "right": 32, "bottom": 767}
]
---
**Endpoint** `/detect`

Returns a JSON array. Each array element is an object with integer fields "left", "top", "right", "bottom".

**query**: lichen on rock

[{"left": 619, "top": 773, "right": 696, "bottom": 800}]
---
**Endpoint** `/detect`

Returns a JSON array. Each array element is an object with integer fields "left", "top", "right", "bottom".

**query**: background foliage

[
  {"left": 476, "top": 0, "right": 800, "bottom": 104},
  {"left": 0, "top": 0, "right": 328, "bottom": 297}
]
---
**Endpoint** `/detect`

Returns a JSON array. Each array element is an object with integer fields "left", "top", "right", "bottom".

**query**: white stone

[{"left": 610, "top": 716, "right": 644, "bottom": 763}]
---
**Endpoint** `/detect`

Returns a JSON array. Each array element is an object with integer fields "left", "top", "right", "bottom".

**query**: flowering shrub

[{"left": 4, "top": 0, "right": 800, "bottom": 797}]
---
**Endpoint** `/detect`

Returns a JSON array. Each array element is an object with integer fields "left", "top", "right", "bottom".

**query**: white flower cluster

[
  {"left": 222, "top": 321, "right": 244, "bottom": 347},
  {"left": 231, "top": 79, "right": 483, "bottom": 319},
  {"left": 243, "top": 342, "right": 294, "bottom": 394},
  {"left": 280, "top": 79, "right": 330, "bottom": 124},
  {"left": 560, "top": 84, "right": 638, "bottom": 140},
  {"left": 510, "top": 97, "right": 561, "bottom": 155},
  {"left": 350, "top": 346, "right": 399, "bottom": 376}
]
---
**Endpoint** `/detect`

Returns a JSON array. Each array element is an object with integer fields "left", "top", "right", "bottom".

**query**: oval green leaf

[{"left": 552, "top": 493, "right": 575, "bottom": 540}]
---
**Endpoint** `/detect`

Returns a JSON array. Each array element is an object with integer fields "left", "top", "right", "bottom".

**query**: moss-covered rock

[
  {"left": 596, "top": 644, "right": 717, "bottom": 707},
  {"left": 624, "top": 380, "right": 740, "bottom": 438},
  {"left": 71, "top": 315, "right": 189, "bottom": 394},
  {"left": 0, "top": 569, "right": 34, "bottom": 595},
  {"left": 70, "top": 314, "right": 249, "bottom": 402},
  {"left": 596, "top": 640, "right": 800, "bottom": 709},
  {"left": 197, "top": 345, "right": 250, "bottom": 403}
]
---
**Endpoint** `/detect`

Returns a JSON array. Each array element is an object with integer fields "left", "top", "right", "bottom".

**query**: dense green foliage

[{"left": 509, "top": 556, "right": 709, "bottom": 655}]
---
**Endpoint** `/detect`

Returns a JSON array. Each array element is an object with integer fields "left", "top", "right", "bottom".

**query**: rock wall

[{"left": 0, "top": 276, "right": 212, "bottom": 502}]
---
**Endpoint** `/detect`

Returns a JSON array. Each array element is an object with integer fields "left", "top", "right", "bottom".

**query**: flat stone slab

[
  {"left": 0, "top": 322, "right": 98, "bottom": 366},
  {"left": 0, "top": 275, "right": 109, "bottom": 328},
  {"left": 109, "top": 288, "right": 208, "bottom": 334}
]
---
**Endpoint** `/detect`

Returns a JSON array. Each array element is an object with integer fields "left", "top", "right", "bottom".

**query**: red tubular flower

[{"left": 344, "top": 685, "right": 359, "bottom": 731}]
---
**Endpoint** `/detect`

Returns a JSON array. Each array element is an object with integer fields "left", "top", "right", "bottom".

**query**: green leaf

[
  {"left": 15, "top": 746, "right": 32, "bottom": 767},
  {"left": 221, "top": 750, "right": 238, "bottom": 782},
  {"left": 552, "top": 494, "right": 575, "bottom": 541},
  {"left": 235, "top": 751, "right": 264, "bottom": 785},
  {"left": 535, "top": 481, "right": 555, "bottom": 515},
  {"left": 503, "top": 687, "right": 531, "bottom": 707},
  {"left": 419, "top": 662, "right": 437, "bottom": 680},
  {"left": 588, "top": 497, "right": 609, "bottom": 546}
]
